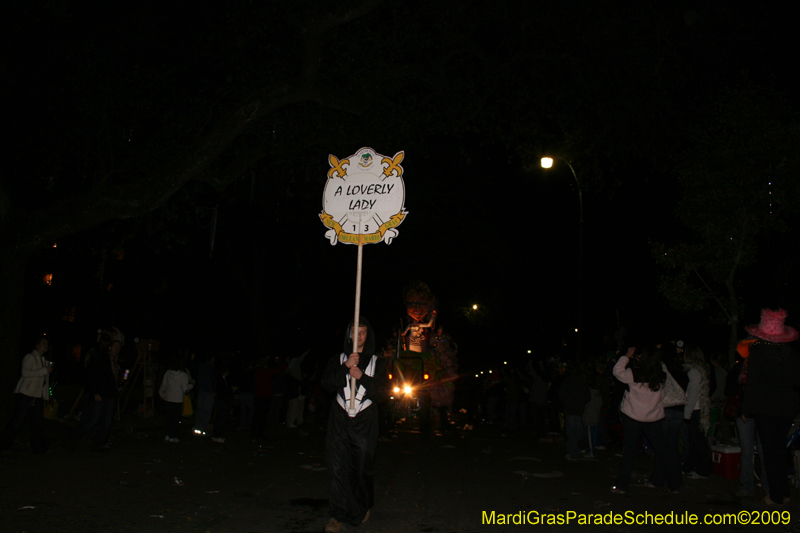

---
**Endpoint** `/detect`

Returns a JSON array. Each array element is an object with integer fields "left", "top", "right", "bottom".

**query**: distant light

[
  {"left": 472, "top": 304, "right": 478, "bottom": 310},
  {"left": 480, "top": 371, "right": 484, "bottom": 374},
  {"left": 541, "top": 157, "right": 554, "bottom": 169},
  {"left": 43, "top": 273, "right": 53, "bottom": 285},
  {"left": 475, "top": 374, "right": 479, "bottom": 378},
  {"left": 488, "top": 370, "right": 492, "bottom": 374},
  {"left": 52, "top": 243, "right": 57, "bottom": 248},
  {"left": 527, "top": 350, "right": 531, "bottom": 354},
  {"left": 574, "top": 328, "right": 579, "bottom": 333},
  {"left": 504, "top": 361, "right": 507, "bottom": 365}
]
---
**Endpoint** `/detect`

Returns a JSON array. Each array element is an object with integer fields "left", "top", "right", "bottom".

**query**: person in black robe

[{"left": 322, "top": 317, "right": 389, "bottom": 532}]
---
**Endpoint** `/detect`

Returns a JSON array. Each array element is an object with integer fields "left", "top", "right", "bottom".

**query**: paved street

[{"left": 1, "top": 413, "right": 796, "bottom": 533}]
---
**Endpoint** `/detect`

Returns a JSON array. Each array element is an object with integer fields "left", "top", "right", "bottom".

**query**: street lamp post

[{"left": 541, "top": 156, "right": 584, "bottom": 359}]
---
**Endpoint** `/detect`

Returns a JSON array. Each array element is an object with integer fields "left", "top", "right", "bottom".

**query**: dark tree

[
  {"left": 3, "top": 1, "right": 796, "bottom": 407},
  {"left": 653, "top": 84, "right": 800, "bottom": 360}
]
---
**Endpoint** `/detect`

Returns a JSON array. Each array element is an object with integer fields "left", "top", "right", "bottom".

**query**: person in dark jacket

[
  {"left": 322, "top": 317, "right": 389, "bottom": 533},
  {"left": 559, "top": 363, "right": 590, "bottom": 461},
  {"left": 650, "top": 342, "right": 688, "bottom": 490},
  {"left": 193, "top": 354, "right": 216, "bottom": 436},
  {"left": 740, "top": 309, "right": 800, "bottom": 506},
  {"left": 72, "top": 340, "right": 122, "bottom": 450},
  {"left": 211, "top": 359, "right": 232, "bottom": 443},
  {"left": 235, "top": 359, "right": 256, "bottom": 431},
  {"left": 726, "top": 345, "right": 768, "bottom": 498}
]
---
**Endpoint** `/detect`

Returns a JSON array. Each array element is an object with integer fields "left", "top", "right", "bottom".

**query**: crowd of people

[
  {"left": 473, "top": 308, "right": 798, "bottom": 507},
  {"left": 0, "top": 329, "right": 334, "bottom": 455},
  {"left": 2, "top": 308, "right": 799, "bottom": 527},
  {"left": 606, "top": 310, "right": 800, "bottom": 507}
]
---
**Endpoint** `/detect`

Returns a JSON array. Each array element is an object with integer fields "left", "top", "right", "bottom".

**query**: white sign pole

[
  {"left": 319, "top": 147, "right": 408, "bottom": 412},
  {"left": 351, "top": 240, "right": 363, "bottom": 410}
]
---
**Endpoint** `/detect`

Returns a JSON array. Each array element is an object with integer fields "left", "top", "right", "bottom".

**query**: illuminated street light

[
  {"left": 541, "top": 155, "right": 584, "bottom": 358},
  {"left": 472, "top": 304, "right": 478, "bottom": 310},
  {"left": 540, "top": 156, "right": 582, "bottom": 225}
]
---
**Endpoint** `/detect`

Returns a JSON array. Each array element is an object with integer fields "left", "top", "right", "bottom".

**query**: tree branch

[
  {"left": 690, "top": 265, "right": 732, "bottom": 322},
  {"left": 7, "top": 78, "right": 314, "bottom": 253}
]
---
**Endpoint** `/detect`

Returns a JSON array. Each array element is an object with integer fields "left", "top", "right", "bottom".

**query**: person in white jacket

[
  {"left": 159, "top": 359, "right": 194, "bottom": 443},
  {"left": 611, "top": 346, "right": 680, "bottom": 494},
  {"left": 681, "top": 344, "right": 712, "bottom": 479},
  {"left": 0, "top": 337, "right": 53, "bottom": 454}
]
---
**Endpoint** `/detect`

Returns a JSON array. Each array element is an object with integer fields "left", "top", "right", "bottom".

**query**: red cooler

[{"left": 711, "top": 445, "right": 741, "bottom": 479}]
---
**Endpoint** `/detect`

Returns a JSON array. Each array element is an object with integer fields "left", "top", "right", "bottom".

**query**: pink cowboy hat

[{"left": 745, "top": 308, "right": 799, "bottom": 343}]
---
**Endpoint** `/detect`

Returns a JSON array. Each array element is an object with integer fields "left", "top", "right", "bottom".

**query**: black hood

[{"left": 343, "top": 316, "right": 376, "bottom": 359}]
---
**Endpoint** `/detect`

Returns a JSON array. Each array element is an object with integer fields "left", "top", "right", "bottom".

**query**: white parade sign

[{"left": 320, "top": 147, "right": 407, "bottom": 245}]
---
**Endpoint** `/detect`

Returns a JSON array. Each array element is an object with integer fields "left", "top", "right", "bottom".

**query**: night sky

[{"left": 5, "top": 1, "right": 800, "bottom": 375}]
